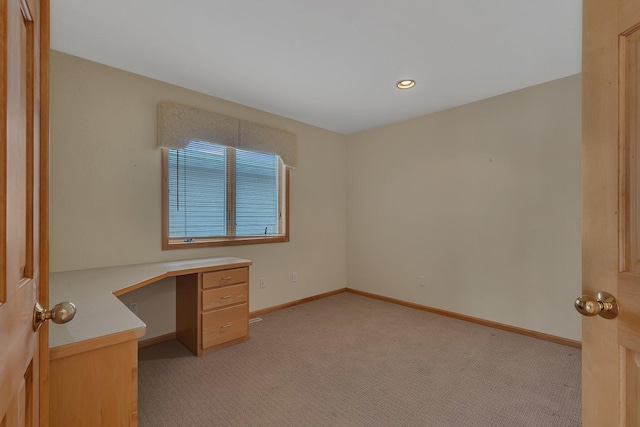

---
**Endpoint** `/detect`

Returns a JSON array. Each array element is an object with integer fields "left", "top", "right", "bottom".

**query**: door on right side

[{"left": 582, "top": 0, "right": 640, "bottom": 425}]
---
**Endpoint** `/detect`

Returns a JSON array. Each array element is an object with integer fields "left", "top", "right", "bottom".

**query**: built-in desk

[{"left": 48, "top": 256, "right": 252, "bottom": 427}]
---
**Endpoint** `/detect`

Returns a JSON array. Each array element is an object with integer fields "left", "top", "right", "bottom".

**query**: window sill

[{"left": 163, "top": 235, "right": 289, "bottom": 250}]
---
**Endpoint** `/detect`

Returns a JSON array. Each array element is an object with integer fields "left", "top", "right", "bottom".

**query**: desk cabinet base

[
  {"left": 176, "top": 267, "right": 249, "bottom": 357},
  {"left": 49, "top": 337, "right": 138, "bottom": 427}
]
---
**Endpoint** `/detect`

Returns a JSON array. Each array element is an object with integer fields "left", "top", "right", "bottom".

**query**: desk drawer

[
  {"left": 202, "top": 268, "right": 248, "bottom": 289},
  {"left": 202, "top": 304, "right": 248, "bottom": 349},
  {"left": 202, "top": 284, "right": 247, "bottom": 311}
]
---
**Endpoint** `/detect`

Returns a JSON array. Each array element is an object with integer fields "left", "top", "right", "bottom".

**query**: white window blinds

[
  {"left": 167, "top": 141, "right": 283, "bottom": 240},
  {"left": 235, "top": 149, "right": 280, "bottom": 236},
  {"left": 168, "top": 142, "right": 227, "bottom": 239}
]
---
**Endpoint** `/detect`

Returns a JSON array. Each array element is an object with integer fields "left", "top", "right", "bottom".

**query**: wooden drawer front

[
  {"left": 202, "top": 284, "right": 247, "bottom": 311},
  {"left": 202, "top": 304, "right": 248, "bottom": 349},
  {"left": 202, "top": 267, "right": 248, "bottom": 289}
]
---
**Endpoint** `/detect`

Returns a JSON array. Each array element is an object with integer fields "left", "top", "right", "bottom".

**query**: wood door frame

[
  {"left": 582, "top": 0, "right": 620, "bottom": 424},
  {"left": 37, "top": 0, "right": 49, "bottom": 425}
]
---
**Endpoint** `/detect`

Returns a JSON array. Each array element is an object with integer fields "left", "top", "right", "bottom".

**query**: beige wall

[
  {"left": 346, "top": 75, "right": 582, "bottom": 341},
  {"left": 50, "top": 51, "right": 348, "bottom": 338},
  {"left": 51, "top": 51, "right": 581, "bottom": 342}
]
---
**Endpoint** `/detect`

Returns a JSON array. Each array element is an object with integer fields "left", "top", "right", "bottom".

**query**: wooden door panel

[
  {"left": 0, "top": 281, "right": 36, "bottom": 413},
  {"left": 0, "top": 0, "right": 45, "bottom": 425},
  {"left": 622, "top": 348, "right": 640, "bottom": 426},
  {"left": 619, "top": 273, "right": 640, "bottom": 353},
  {"left": 622, "top": 25, "right": 640, "bottom": 274},
  {"left": 2, "top": 379, "right": 25, "bottom": 427},
  {"left": 1, "top": 362, "right": 34, "bottom": 427},
  {"left": 620, "top": 12, "right": 640, "bottom": 427},
  {"left": 584, "top": 0, "right": 640, "bottom": 425},
  {"left": 2, "top": 3, "right": 34, "bottom": 294}
]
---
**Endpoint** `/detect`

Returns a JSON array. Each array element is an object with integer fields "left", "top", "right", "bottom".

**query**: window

[{"left": 162, "top": 140, "right": 289, "bottom": 249}]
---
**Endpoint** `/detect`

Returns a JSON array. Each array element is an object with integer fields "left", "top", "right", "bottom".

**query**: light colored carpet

[{"left": 138, "top": 292, "right": 581, "bottom": 426}]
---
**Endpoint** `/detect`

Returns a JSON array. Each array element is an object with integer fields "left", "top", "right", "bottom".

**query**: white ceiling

[{"left": 50, "top": 1, "right": 582, "bottom": 135}]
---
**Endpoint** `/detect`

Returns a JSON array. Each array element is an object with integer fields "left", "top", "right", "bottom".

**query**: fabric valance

[{"left": 157, "top": 102, "right": 297, "bottom": 168}]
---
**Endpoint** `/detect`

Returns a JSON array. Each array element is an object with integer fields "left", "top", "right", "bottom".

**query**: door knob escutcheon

[
  {"left": 574, "top": 291, "right": 619, "bottom": 319},
  {"left": 33, "top": 301, "right": 77, "bottom": 331}
]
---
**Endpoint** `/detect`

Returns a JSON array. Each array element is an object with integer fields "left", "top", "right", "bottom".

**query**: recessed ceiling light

[{"left": 397, "top": 79, "right": 416, "bottom": 89}]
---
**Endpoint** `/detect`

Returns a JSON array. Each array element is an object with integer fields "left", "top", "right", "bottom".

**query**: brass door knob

[
  {"left": 574, "top": 291, "right": 619, "bottom": 319},
  {"left": 33, "top": 301, "right": 77, "bottom": 331}
]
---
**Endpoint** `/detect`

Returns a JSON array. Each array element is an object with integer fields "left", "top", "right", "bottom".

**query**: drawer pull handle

[
  {"left": 221, "top": 323, "right": 232, "bottom": 329},
  {"left": 221, "top": 276, "right": 232, "bottom": 280},
  {"left": 221, "top": 295, "right": 232, "bottom": 299}
]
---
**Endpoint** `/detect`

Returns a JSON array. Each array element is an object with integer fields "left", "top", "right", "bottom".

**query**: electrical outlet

[
  {"left": 129, "top": 301, "right": 138, "bottom": 313},
  {"left": 419, "top": 275, "right": 426, "bottom": 287},
  {"left": 260, "top": 277, "right": 266, "bottom": 288},
  {"left": 292, "top": 272, "right": 298, "bottom": 282}
]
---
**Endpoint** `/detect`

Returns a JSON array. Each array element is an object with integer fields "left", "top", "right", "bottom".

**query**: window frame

[{"left": 161, "top": 147, "right": 290, "bottom": 249}]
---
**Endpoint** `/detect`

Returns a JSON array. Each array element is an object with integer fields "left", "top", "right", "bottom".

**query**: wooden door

[
  {"left": 0, "top": 0, "right": 49, "bottom": 426},
  {"left": 582, "top": 0, "right": 640, "bottom": 425}
]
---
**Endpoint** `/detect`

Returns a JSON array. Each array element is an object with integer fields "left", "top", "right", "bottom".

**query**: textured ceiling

[{"left": 50, "top": 1, "right": 582, "bottom": 135}]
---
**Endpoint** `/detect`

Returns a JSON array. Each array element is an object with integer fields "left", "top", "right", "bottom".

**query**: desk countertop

[{"left": 49, "top": 257, "right": 252, "bottom": 350}]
